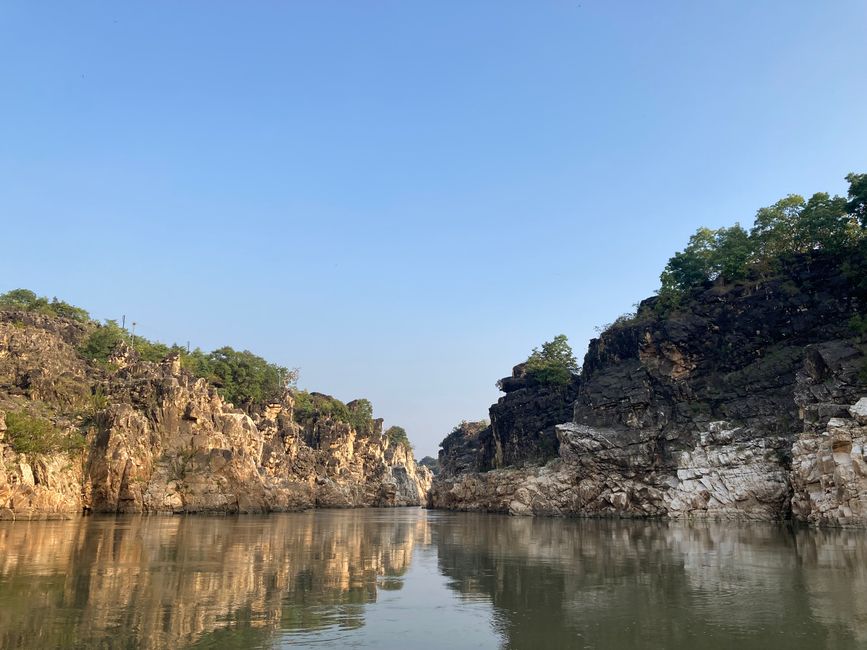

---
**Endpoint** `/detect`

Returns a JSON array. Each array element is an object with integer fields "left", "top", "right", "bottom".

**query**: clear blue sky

[{"left": 2, "top": 2, "right": 865, "bottom": 456}]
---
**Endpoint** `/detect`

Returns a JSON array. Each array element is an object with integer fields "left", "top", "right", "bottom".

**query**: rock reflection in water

[
  {"left": 1, "top": 511, "right": 867, "bottom": 649},
  {"left": 0, "top": 510, "right": 427, "bottom": 649},
  {"left": 433, "top": 514, "right": 867, "bottom": 649}
]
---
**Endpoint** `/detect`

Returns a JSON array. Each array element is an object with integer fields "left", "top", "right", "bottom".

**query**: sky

[{"left": 1, "top": 2, "right": 866, "bottom": 457}]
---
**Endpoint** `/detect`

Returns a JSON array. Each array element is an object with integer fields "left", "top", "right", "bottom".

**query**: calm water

[{"left": 0, "top": 510, "right": 866, "bottom": 649}]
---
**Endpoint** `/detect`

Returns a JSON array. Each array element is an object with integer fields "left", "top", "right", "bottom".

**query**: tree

[
  {"left": 0, "top": 289, "right": 39, "bottom": 310},
  {"left": 80, "top": 320, "right": 184, "bottom": 365},
  {"left": 203, "top": 347, "right": 295, "bottom": 409},
  {"left": 659, "top": 227, "right": 718, "bottom": 299},
  {"left": 750, "top": 194, "right": 806, "bottom": 258},
  {"left": 292, "top": 390, "right": 350, "bottom": 423},
  {"left": 0, "top": 289, "right": 90, "bottom": 322},
  {"left": 524, "top": 334, "right": 578, "bottom": 385},
  {"left": 79, "top": 320, "right": 127, "bottom": 363},
  {"left": 655, "top": 173, "right": 866, "bottom": 310},
  {"left": 796, "top": 192, "right": 853, "bottom": 252},
  {"left": 347, "top": 398, "right": 374, "bottom": 432},
  {"left": 385, "top": 425, "right": 412, "bottom": 450},
  {"left": 846, "top": 172, "right": 867, "bottom": 227},
  {"left": 712, "top": 224, "right": 754, "bottom": 281}
]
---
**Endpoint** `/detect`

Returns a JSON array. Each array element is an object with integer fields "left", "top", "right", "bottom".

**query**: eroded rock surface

[
  {"left": 0, "top": 315, "right": 431, "bottom": 518},
  {"left": 431, "top": 251, "right": 867, "bottom": 526}
]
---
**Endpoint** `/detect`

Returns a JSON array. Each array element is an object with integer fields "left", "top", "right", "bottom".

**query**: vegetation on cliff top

[
  {"left": 0, "top": 289, "right": 296, "bottom": 410},
  {"left": 385, "top": 425, "right": 412, "bottom": 450},
  {"left": 291, "top": 391, "right": 375, "bottom": 432},
  {"left": 0, "top": 289, "right": 391, "bottom": 438},
  {"left": 0, "top": 289, "right": 90, "bottom": 323},
  {"left": 499, "top": 334, "right": 579, "bottom": 390},
  {"left": 524, "top": 334, "right": 579, "bottom": 385},
  {"left": 657, "top": 172, "right": 867, "bottom": 309},
  {"left": 182, "top": 347, "right": 296, "bottom": 410}
]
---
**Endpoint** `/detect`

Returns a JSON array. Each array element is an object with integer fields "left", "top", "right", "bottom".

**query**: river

[{"left": 0, "top": 509, "right": 865, "bottom": 649}]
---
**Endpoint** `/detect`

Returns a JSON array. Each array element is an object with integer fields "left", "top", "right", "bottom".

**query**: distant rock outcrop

[{"left": 490, "top": 363, "right": 580, "bottom": 468}]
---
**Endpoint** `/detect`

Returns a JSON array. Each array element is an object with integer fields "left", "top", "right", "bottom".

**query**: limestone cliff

[
  {"left": 0, "top": 310, "right": 431, "bottom": 519},
  {"left": 431, "top": 247, "right": 867, "bottom": 526}
]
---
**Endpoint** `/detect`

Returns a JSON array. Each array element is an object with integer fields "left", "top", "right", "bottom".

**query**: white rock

[{"left": 849, "top": 398, "right": 867, "bottom": 425}]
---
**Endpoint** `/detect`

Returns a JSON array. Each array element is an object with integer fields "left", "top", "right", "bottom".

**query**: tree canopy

[
  {"left": 0, "top": 289, "right": 90, "bottom": 322},
  {"left": 292, "top": 391, "right": 375, "bottom": 431},
  {"left": 385, "top": 425, "right": 412, "bottom": 450},
  {"left": 846, "top": 173, "right": 867, "bottom": 226},
  {"left": 80, "top": 320, "right": 182, "bottom": 364},
  {"left": 184, "top": 347, "right": 296, "bottom": 409},
  {"left": 523, "top": 334, "right": 579, "bottom": 386},
  {"left": 658, "top": 173, "right": 866, "bottom": 306}
]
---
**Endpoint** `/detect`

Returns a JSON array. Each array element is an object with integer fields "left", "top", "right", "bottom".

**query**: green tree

[
  {"left": 712, "top": 224, "right": 754, "bottom": 281},
  {"left": 654, "top": 173, "right": 866, "bottom": 310},
  {"left": 291, "top": 390, "right": 353, "bottom": 424},
  {"left": 524, "top": 334, "right": 578, "bottom": 385},
  {"left": 658, "top": 227, "right": 718, "bottom": 299},
  {"left": 750, "top": 194, "right": 806, "bottom": 258},
  {"left": 846, "top": 172, "right": 867, "bottom": 227},
  {"left": 0, "top": 289, "right": 40, "bottom": 310},
  {"left": 46, "top": 298, "right": 90, "bottom": 322},
  {"left": 0, "top": 289, "right": 90, "bottom": 322},
  {"left": 385, "top": 425, "right": 412, "bottom": 450},
  {"left": 796, "top": 192, "right": 854, "bottom": 252},
  {"left": 347, "top": 398, "right": 374, "bottom": 432},
  {"left": 204, "top": 347, "right": 295, "bottom": 409},
  {"left": 79, "top": 320, "right": 127, "bottom": 363}
]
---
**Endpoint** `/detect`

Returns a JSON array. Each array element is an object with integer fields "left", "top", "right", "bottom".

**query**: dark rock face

[
  {"left": 438, "top": 421, "right": 492, "bottom": 477},
  {"left": 490, "top": 366, "right": 580, "bottom": 469},
  {"left": 437, "top": 365, "right": 581, "bottom": 478},
  {"left": 431, "top": 248, "right": 867, "bottom": 525}
]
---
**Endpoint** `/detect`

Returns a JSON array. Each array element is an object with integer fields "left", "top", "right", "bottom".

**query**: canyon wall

[
  {"left": 431, "top": 249, "right": 867, "bottom": 526},
  {"left": 0, "top": 311, "right": 430, "bottom": 519}
]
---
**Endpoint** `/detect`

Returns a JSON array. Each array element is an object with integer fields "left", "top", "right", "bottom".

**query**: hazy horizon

[{"left": 2, "top": 2, "right": 866, "bottom": 456}]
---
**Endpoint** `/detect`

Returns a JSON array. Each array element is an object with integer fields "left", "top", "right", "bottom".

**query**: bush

[
  {"left": 81, "top": 320, "right": 185, "bottom": 365},
  {"left": 4, "top": 411, "right": 87, "bottom": 455},
  {"left": 292, "top": 392, "right": 377, "bottom": 432},
  {"left": 850, "top": 314, "right": 867, "bottom": 340},
  {"left": 82, "top": 386, "right": 109, "bottom": 424},
  {"left": 385, "top": 425, "right": 412, "bottom": 450},
  {"left": 292, "top": 390, "right": 350, "bottom": 424},
  {"left": 524, "top": 334, "right": 578, "bottom": 386},
  {"left": 0, "top": 289, "right": 90, "bottom": 322},
  {"left": 79, "top": 320, "right": 127, "bottom": 363}
]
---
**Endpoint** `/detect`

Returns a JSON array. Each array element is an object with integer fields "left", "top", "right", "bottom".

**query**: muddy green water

[{"left": 0, "top": 509, "right": 865, "bottom": 649}]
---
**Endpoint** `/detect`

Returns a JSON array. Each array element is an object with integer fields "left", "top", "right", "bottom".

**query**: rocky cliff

[
  {"left": 431, "top": 247, "right": 867, "bottom": 526},
  {"left": 0, "top": 310, "right": 431, "bottom": 519},
  {"left": 436, "top": 366, "right": 580, "bottom": 478}
]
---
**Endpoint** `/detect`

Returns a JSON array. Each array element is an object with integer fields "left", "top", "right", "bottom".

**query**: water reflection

[
  {"left": 0, "top": 511, "right": 427, "bottom": 649},
  {"left": 0, "top": 511, "right": 866, "bottom": 649},
  {"left": 433, "top": 515, "right": 867, "bottom": 649}
]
